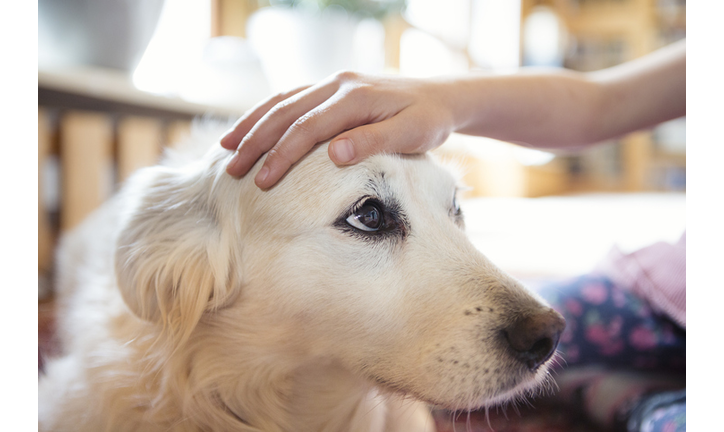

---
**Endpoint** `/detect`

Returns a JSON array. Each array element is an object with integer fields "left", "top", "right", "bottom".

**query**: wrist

[
  {"left": 431, "top": 75, "right": 494, "bottom": 136},
  {"left": 424, "top": 76, "right": 477, "bottom": 136}
]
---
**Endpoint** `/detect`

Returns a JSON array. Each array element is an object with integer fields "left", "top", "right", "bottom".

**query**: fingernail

[
  {"left": 220, "top": 130, "right": 234, "bottom": 147},
  {"left": 227, "top": 152, "right": 240, "bottom": 173},
  {"left": 256, "top": 166, "right": 269, "bottom": 186},
  {"left": 331, "top": 139, "right": 355, "bottom": 164}
]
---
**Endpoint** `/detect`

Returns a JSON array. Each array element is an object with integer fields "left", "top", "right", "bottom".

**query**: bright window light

[
  {"left": 404, "top": 0, "right": 471, "bottom": 49},
  {"left": 132, "top": 0, "right": 211, "bottom": 96},
  {"left": 399, "top": 28, "right": 469, "bottom": 77},
  {"left": 468, "top": 0, "right": 521, "bottom": 71},
  {"left": 522, "top": 6, "right": 566, "bottom": 67}
]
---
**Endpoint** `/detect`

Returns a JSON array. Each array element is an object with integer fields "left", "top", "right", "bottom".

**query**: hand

[{"left": 220, "top": 71, "right": 457, "bottom": 189}]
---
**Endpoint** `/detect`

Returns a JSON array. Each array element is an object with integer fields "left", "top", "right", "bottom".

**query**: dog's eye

[
  {"left": 450, "top": 193, "right": 465, "bottom": 228},
  {"left": 452, "top": 195, "right": 461, "bottom": 216},
  {"left": 450, "top": 193, "right": 463, "bottom": 219},
  {"left": 346, "top": 202, "right": 383, "bottom": 232}
]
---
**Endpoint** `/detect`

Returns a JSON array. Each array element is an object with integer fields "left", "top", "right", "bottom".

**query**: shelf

[{"left": 38, "top": 65, "right": 245, "bottom": 119}]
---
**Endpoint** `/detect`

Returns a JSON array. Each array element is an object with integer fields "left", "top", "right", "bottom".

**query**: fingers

[
  {"left": 252, "top": 93, "right": 372, "bottom": 188},
  {"left": 221, "top": 71, "right": 448, "bottom": 190},
  {"left": 225, "top": 81, "right": 339, "bottom": 178},
  {"left": 220, "top": 85, "right": 311, "bottom": 150},
  {"left": 255, "top": 106, "right": 449, "bottom": 189}
]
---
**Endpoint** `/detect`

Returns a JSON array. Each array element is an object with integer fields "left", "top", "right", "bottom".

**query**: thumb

[
  {"left": 329, "top": 114, "right": 438, "bottom": 166},
  {"left": 328, "top": 137, "right": 358, "bottom": 165}
]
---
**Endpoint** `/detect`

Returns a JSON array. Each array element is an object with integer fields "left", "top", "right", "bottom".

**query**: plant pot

[
  {"left": 39, "top": 0, "right": 165, "bottom": 72},
  {"left": 247, "top": 6, "right": 364, "bottom": 91}
]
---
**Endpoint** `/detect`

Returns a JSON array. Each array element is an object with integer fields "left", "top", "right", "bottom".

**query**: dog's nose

[{"left": 503, "top": 308, "right": 566, "bottom": 371}]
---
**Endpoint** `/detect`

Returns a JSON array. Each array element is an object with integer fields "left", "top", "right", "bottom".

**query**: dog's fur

[{"left": 39, "top": 136, "right": 562, "bottom": 432}]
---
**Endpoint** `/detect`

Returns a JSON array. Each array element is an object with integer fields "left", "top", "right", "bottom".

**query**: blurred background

[
  {"left": 37, "top": 6, "right": 687, "bottom": 428},
  {"left": 38, "top": 0, "right": 686, "bottom": 293}
]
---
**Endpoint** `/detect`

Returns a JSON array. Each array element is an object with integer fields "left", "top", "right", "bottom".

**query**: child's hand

[
  {"left": 221, "top": 71, "right": 456, "bottom": 189},
  {"left": 220, "top": 40, "right": 685, "bottom": 190}
]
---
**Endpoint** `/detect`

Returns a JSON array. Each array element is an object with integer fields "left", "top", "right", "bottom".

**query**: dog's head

[{"left": 114, "top": 141, "right": 564, "bottom": 410}]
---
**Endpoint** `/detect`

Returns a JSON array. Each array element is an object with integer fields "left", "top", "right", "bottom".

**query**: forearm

[
  {"left": 222, "top": 41, "right": 684, "bottom": 188},
  {"left": 589, "top": 40, "right": 686, "bottom": 142},
  {"left": 438, "top": 39, "right": 686, "bottom": 149},
  {"left": 438, "top": 70, "right": 603, "bottom": 148}
]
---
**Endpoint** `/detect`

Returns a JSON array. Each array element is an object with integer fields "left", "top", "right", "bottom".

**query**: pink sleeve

[{"left": 595, "top": 232, "right": 686, "bottom": 328}]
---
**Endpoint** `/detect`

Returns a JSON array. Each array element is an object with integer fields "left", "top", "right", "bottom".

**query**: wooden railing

[
  {"left": 38, "top": 66, "right": 246, "bottom": 288},
  {"left": 37, "top": 108, "right": 193, "bottom": 275}
]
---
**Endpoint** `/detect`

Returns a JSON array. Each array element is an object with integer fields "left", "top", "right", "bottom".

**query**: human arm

[
  {"left": 443, "top": 39, "right": 685, "bottom": 147},
  {"left": 221, "top": 39, "right": 685, "bottom": 189}
]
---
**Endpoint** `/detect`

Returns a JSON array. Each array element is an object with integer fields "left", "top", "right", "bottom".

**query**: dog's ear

[{"left": 114, "top": 165, "right": 238, "bottom": 342}]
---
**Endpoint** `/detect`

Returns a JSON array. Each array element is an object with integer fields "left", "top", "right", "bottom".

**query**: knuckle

[
  {"left": 270, "top": 91, "right": 289, "bottom": 103},
  {"left": 344, "top": 83, "right": 375, "bottom": 102},
  {"left": 263, "top": 147, "right": 279, "bottom": 163},
  {"left": 264, "top": 147, "right": 292, "bottom": 168},
  {"left": 239, "top": 130, "right": 264, "bottom": 152},
  {"left": 333, "top": 70, "right": 359, "bottom": 83},
  {"left": 289, "top": 115, "right": 315, "bottom": 137},
  {"left": 267, "top": 100, "right": 293, "bottom": 118},
  {"left": 357, "top": 128, "right": 383, "bottom": 152}
]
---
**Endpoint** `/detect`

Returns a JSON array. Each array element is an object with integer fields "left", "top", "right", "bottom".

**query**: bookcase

[{"left": 520, "top": 0, "right": 686, "bottom": 193}]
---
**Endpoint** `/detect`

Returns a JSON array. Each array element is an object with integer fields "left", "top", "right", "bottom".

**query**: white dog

[{"left": 38, "top": 136, "right": 565, "bottom": 432}]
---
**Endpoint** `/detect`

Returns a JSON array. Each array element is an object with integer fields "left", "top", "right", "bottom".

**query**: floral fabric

[
  {"left": 537, "top": 274, "right": 686, "bottom": 431},
  {"left": 539, "top": 274, "right": 686, "bottom": 372}
]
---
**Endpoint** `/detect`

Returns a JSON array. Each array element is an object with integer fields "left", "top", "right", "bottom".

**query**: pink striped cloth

[{"left": 595, "top": 232, "right": 686, "bottom": 329}]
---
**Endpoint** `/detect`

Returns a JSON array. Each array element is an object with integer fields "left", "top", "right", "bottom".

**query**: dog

[{"left": 38, "top": 134, "right": 565, "bottom": 432}]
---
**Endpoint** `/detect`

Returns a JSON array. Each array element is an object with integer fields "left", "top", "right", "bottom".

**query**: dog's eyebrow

[
  {"left": 365, "top": 171, "right": 387, "bottom": 196},
  {"left": 363, "top": 172, "right": 402, "bottom": 212}
]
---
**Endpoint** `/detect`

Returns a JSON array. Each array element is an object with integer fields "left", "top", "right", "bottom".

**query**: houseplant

[{"left": 247, "top": 0, "right": 406, "bottom": 91}]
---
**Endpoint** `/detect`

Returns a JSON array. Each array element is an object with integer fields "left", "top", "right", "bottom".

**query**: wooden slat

[
  {"left": 383, "top": 14, "right": 410, "bottom": 70},
  {"left": 166, "top": 120, "right": 193, "bottom": 149},
  {"left": 217, "top": 0, "right": 256, "bottom": 38},
  {"left": 38, "top": 109, "right": 53, "bottom": 272},
  {"left": 60, "top": 111, "right": 113, "bottom": 231},
  {"left": 210, "top": 0, "right": 221, "bottom": 38},
  {"left": 117, "top": 116, "right": 163, "bottom": 182},
  {"left": 622, "top": 131, "right": 653, "bottom": 191}
]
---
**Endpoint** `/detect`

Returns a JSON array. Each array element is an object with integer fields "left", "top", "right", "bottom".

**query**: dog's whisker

[{"left": 485, "top": 405, "right": 494, "bottom": 432}]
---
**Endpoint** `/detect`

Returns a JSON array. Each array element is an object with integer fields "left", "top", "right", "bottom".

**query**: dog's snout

[{"left": 503, "top": 308, "right": 566, "bottom": 371}]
